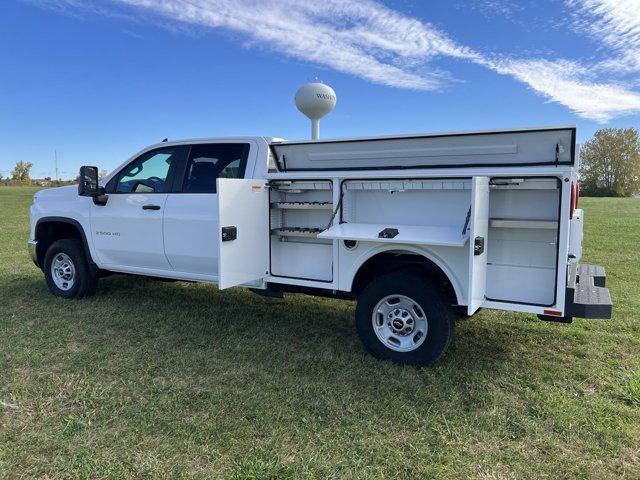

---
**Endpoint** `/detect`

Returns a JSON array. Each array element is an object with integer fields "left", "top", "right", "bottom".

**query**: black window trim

[
  {"left": 106, "top": 145, "right": 189, "bottom": 195},
  {"left": 173, "top": 142, "right": 251, "bottom": 194}
]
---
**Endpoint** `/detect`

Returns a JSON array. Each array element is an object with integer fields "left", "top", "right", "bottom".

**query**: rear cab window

[{"left": 182, "top": 143, "right": 250, "bottom": 193}]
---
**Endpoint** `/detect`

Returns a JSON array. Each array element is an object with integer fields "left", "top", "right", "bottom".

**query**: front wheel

[
  {"left": 44, "top": 238, "right": 98, "bottom": 299},
  {"left": 355, "top": 273, "right": 454, "bottom": 366}
]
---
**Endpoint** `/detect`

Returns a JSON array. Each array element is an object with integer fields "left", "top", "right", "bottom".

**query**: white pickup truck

[{"left": 28, "top": 126, "right": 612, "bottom": 366}]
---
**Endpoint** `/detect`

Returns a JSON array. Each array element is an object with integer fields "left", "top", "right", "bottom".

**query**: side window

[
  {"left": 182, "top": 143, "right": 249, "bottom": 193},
  {"left": 115, "top": 148, "right": 181, "bottom": 194}
]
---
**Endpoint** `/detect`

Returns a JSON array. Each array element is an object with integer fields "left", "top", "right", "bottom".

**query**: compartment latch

[{"left": 221, "top": 226, "right": 237, "bottom": 242}]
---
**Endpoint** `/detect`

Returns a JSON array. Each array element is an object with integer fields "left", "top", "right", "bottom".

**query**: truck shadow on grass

[
  {"left": 104, "top": 275, "right": 517, "bottom": 360},
  {"left": 30, "top": 274, "right": 559, "bottom": 360},
  {"left": 8, "top": 272, "right": 573, "bottom": 397},
  {"left": 21, "top": 273, "right": 527, "bottom": 367}
]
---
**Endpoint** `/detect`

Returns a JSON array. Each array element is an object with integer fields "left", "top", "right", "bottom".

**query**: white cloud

[
  {"left": 485, "top": 58, "right": 640, "bottom": 121},
  {"left": 23, "top": 0, "right": 640, "bottom": 122},
  {"left": 23, "top": 0, "right": 138, "bottom": 21},
  {"left": 113, "top": 0, "right": 478, "bottom": 90},
  {"left": 460, "top": 0, "right": 524, "bottom": 20},
  {"left": 568, "top": 0, "right": 640, "bottom": 73}
]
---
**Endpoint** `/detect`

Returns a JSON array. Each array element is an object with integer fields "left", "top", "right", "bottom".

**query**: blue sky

[{"left": 1, "top": 0, "right": 639, "bottom": 179}]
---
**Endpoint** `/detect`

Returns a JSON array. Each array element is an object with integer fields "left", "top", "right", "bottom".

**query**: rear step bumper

[{"left": 565, "top": 263, "right": 612, "bottom": 319}]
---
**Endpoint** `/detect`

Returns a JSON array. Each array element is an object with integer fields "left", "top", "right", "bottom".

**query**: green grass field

[{"left": 0, "top": 186, "right": 638, "bottom": 479}]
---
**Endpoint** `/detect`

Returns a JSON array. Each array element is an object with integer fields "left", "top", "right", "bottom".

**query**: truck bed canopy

[{"left": 270, "top": 126, "right": 575, "bottom": 172}]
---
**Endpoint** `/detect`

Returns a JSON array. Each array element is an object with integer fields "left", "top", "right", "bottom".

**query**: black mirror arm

[
  {"left": 93, "top": 187, "right": 109, "bottom": 206},
  {"left": 93, "top": 189, "right": 109, "bottom": 206}
]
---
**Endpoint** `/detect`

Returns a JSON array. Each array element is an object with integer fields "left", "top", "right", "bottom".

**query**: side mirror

[
  {"left": 78, "top": 166, "right": 100, "bottom": 196},
  {"left": 78, "top": 166, "right": 108, "bottom": 205}
]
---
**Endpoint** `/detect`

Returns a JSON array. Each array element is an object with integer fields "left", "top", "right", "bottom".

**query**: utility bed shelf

[
  {"left": 318, "top": 223, "right": 469, "bottom": 247},
  {"left": 271, "top": 201, "right": 333, "bottom": 210},
  {"left": 489, "top": 218, "right": 558, "bottom": 229},
  {"left": 270, "top": 181, "right": 332, "bottom": 192},
  {"left": 271, "top": 227, "right": 324, "bottom": 238}
]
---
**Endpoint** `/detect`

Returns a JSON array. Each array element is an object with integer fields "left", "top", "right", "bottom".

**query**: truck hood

[{"left": 33, "top": 185, "right": 78, "bottom": 201}]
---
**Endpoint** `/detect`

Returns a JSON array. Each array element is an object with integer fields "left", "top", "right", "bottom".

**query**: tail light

[{"left": 570, "top": 181, "right": 579, "bottom": 218}]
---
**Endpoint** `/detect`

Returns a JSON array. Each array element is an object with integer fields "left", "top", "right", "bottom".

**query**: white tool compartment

[
  {"left": 320, "top": 178, "right": 473, "bottom": 303},
  {"left": 269, "top": 180, "right": 334, "bottom": 282},
  {"left": 316, "top": 176, "right": 562, "bottom": 309},
  {"left": 320, "top": 179, "right": 472, "bottom": 247},
  {"left": 485, "top": 177, "right": 561, "bottom": 306}
]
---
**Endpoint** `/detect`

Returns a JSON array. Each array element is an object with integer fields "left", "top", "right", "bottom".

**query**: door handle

[{"left": 142, "top": 204, "right": 161, "bottom": 210}]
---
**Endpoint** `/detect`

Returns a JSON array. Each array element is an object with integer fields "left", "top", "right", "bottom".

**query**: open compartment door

[
  {"left": 217, "top": 179, "right": 269, "bottom": 289},
  {"left": 467, "top": 176, "right": 490, "bottom": 314}
]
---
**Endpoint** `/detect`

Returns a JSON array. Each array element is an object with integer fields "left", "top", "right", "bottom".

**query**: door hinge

[{"left": 221, "top": 226, "right": 237, "bottom": 242}]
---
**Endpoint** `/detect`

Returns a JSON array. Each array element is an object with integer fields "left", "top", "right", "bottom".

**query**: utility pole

[{"left": 54, "top": 150, "right": 58, "bottom": 182}]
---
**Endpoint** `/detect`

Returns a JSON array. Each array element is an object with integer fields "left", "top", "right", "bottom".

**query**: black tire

[
  {"left": 44, "top": 238, "right": 98, "bottom": 299},
  {"left": 355, "top": 272, "right": 454, "bottom": 367}
]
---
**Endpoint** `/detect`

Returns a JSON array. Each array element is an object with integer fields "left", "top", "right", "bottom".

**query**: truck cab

[{"left": 30, "top": 137, "right": 272, "bottom": 285}]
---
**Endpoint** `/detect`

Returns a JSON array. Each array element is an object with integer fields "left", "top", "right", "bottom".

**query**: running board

[{"left": 565, "top": 263, "right": 612, "bottom": 319}]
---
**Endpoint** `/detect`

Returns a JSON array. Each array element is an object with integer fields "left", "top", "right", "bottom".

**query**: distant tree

[
  {"left": 580, "top": 128, "right": 640, "bottom": 197},
  {"left": 11, "top": 161, "right": 33, "bottom": 185},
  {"left": 99, "top": 170, "right": 108, "bottom": 180}
]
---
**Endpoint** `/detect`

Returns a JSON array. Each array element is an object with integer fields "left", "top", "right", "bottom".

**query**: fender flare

[
  {"left": 34, "top": 216, "right": 96, "bottom": 268},
  {"left": 345, "top": 244, "right": 465, "bottom": 305}
]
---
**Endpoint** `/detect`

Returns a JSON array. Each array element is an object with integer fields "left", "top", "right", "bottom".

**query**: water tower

[{"left": 295, "top": 80, "right": 336, "bottom": 140}]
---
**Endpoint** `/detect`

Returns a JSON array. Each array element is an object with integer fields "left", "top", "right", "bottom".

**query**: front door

[{"left": 90, "top": 146, "right": 185, "bottom": 270}]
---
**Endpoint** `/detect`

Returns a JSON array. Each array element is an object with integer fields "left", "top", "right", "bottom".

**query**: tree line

[
  {"left": 0, "top": 162, "right": 106, "bottom": 187},
  {"left": 579, "top": 128, "right": 640, "bottom": 197},
  {"left": 2, "top": 128, "right": 639, "bottom": 195},
  {"left": 0, "top": 161, "right": 35, "bottom": 185}
]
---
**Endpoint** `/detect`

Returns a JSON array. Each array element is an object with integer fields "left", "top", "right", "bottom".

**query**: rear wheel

[
  {"left": 355, "top": 272, "right": 454, "bottom": 366},
  {"left": 44, "top": 239, "right": 98, "bottom": 299}
]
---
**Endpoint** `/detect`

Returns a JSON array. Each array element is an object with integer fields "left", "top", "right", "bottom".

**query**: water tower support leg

[{"left": 312, "top": 119, "right": 319, "bottom": 140}]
